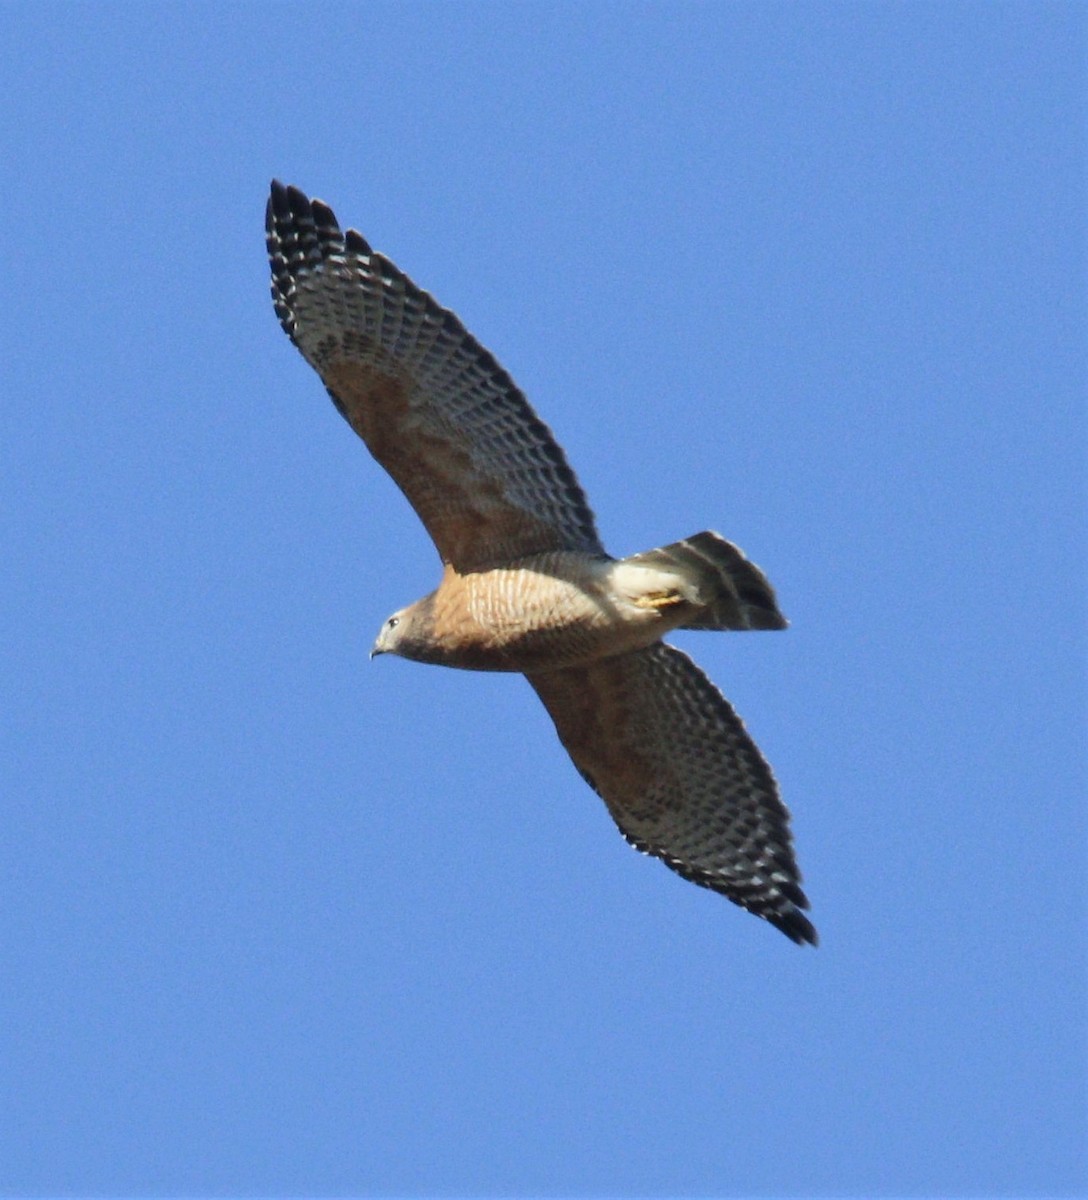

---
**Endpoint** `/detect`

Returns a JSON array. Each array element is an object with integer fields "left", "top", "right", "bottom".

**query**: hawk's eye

[{"left": 387, "top": 616, "right": 399, "bottom": 630}]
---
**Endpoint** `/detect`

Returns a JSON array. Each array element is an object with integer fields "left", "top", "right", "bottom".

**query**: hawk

[{"left": 266, "top": 181, "right": 816, "bottom": 945}]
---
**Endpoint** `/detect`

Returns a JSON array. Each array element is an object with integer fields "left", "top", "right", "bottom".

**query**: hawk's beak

[{"left": 369, "top": 643, "right": 385, "bottom": 661}]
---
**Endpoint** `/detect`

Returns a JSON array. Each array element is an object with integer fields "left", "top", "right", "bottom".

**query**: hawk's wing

[
  {"left": 266, "top": 182, "right": 602, "bottom": 572},
  {"left": 526, "top": 642, "right": 816, "bottom": 945}
]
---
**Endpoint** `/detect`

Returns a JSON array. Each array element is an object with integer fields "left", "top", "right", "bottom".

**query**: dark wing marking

[
  {"left": 267, "top": 182, "right": 602, "bottom": 571},
  {"left": 527, "top": 642, "right": 816, "bottom": 945}
]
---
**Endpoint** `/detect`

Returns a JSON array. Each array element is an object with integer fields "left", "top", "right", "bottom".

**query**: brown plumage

[{"left": 267, "top": 181, "right": 816, "bottom": 945}]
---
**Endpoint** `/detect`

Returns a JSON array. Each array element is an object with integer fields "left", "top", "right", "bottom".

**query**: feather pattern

[
  {"left": 527, "top": 643, "right": 816, "bottom": 945},
  {"left": 266, "top": 181, "right": 601, "bottom": 571}
]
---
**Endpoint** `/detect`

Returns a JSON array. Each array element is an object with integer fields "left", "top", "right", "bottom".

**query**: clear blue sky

[{"left": 3, "top": 3, "right": 1084, "bottom": 1196}]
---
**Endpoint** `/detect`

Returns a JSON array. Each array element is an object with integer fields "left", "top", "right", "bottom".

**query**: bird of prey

[{"left": 266, "top": 181, "right": 816, "bottom": 945}]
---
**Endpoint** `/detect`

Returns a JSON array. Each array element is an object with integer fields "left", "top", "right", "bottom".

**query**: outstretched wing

[
  {"left": 266, "top": 182, "right": 602, "bottom": 571},
  {"left": 526, "top": 642, "right": 816, "bottom": 945}
]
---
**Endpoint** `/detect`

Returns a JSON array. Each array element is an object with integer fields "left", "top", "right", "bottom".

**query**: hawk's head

[{"left": 370, "top": 596, "right": 439, "bottom": 665}]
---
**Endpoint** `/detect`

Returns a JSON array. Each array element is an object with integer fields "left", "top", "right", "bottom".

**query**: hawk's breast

[{"left": 428, "top": 553, "right": 688, "bottom": 672}]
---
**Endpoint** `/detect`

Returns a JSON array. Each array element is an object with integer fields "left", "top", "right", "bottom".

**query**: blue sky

[{"left": 2, "top": 3, "right": 1085, "bottom": 1196}]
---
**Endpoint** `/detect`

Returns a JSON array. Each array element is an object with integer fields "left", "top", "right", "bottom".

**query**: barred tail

[{"left": 623, "top": 531, "right": 787, "bottom": 631}]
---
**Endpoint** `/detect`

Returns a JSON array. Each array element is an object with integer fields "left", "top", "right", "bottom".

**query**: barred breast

[{"left": 428, "top": 552, "right": 699, "bottom": 672}]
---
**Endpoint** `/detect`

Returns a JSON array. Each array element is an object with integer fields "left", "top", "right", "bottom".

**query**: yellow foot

[{"left": 631, "top": 589, "right": 685, "bottom": 611}]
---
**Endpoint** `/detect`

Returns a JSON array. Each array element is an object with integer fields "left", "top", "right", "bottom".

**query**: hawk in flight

[{"left": 266, "top": 182, "right": 816, "bottom": 945}]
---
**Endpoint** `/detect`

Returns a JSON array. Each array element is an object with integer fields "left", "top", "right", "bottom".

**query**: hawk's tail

[{"left": 623, "top": 531, "right": 787, "bottom": 631}]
